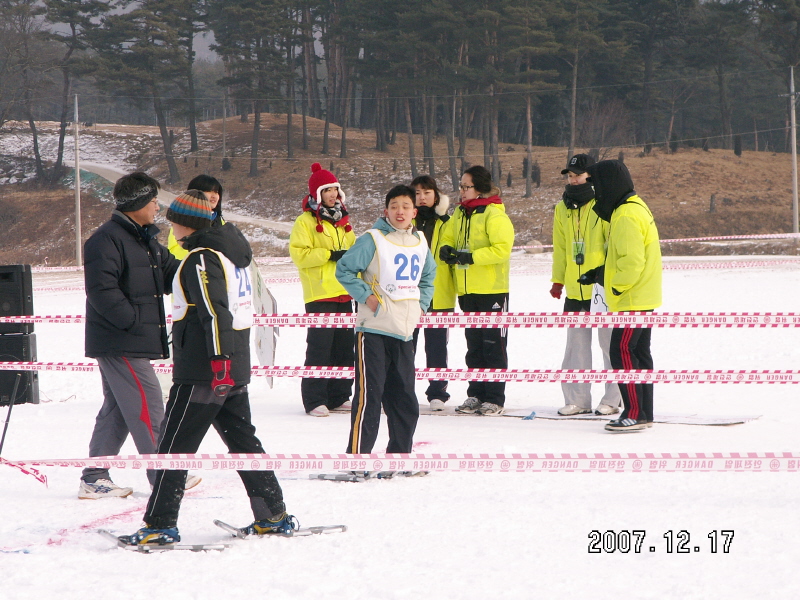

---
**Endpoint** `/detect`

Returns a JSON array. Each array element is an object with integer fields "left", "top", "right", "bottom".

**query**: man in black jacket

[
  {"left": 79, "top": 172, "right": 179, "bottom": 499},
  {"left": 123, "top": 190, "right": 294, "bottom": 546}
]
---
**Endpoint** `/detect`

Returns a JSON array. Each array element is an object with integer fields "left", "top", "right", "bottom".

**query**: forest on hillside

[{"left": 2, "top": 0, "right": 800, "bottom": 190}]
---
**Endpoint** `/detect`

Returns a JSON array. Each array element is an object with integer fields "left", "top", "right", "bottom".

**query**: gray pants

[
  {"left": 561, "top": 325, "right": 622, "bottom": 410},
  {"left": 81, "top": 356, "right": 164, "bottom": 486}
]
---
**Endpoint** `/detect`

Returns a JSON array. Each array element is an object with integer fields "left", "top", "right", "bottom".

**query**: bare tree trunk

[
  {"left": 458, "top": 93, "right": 475, "bottom": 173},
  {"left": 753, "top": 117, "right": 758, "bottom": 152},
  {"left": 186, "top": 38, "right": 199, "bottom": 152},
  {"left": 427, "top": 93, "right": 436, "bottom": 175},
  {"left": 287, "top": 46, "right": 295, "bottom": 159},
  {"left": 525, "top": 95, "right": 533, "bottom": 198},
  {"left": 339, "top": 78, "right": 353, "bottom": 158},
  {"left": 25, "top": 107, "right": 44, "bottom": 180},
  {"left": 569, "top": 49, "right": 578, "bottom": 160},
  {"left": 404, "top": 96, "right": 418, "bottom": 178},
  {"left": 375, "top": 88, "right": 386, "bottom": 151},
  {"left": 482, "top": 106, "right": 491, "bottom": 172},
  {"left": 322, "top": 87, "right": 331, "bottom": 154},
  {"left": 490, "top": 92, "right": 500, "bottom": 183},
  {"left": 420, "top": 92, "right": 431, "bottom": 175},
  {"left": 53, "top": 66, "right": 71, "bottom": 181},
  {"left": 250, "top": 101, "right": 261, "bottom": 177},
  {"left": 444, "top": 94, "right": 459, "bottom": 192},
  {"left": 152, "top": 89, "right": 180, "bottom": 182},
  {"left": 302, "top": 6, "right": 319, "bottom": 118}
]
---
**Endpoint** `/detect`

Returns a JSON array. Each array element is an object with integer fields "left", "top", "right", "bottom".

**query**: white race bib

[{"left": 368, "top": 229, "right": 428, "bottom": 301}]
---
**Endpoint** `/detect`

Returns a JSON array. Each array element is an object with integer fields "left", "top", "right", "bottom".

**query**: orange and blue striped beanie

[{"left": 166, "top": 189, "right": 212, "bottom": 230}]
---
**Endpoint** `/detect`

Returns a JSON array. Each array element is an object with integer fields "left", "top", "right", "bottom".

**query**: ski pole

[{"left": 0, "top": 374, "right": 22, "bottom": 456}]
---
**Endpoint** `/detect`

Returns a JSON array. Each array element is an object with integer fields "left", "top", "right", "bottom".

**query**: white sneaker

[
  {"left": 558, "top": 404, "right": 592, "bottom": 416},
  {"left": 308, "top": 405, "right": 330, "bottom": 417},
  {"left": 330, "top": 401, "right": 352, "bottom": 412},
  {"left": 78, "top": 479, "right": 133, "bottom": 500},
  {"left": 185, "top": 475, "right": 202, "bottom": 490},
  {"left": 429, "top": 399, "right": 446, "bottom": 411},
  {"left": 594, "top": 404, "right": 620, "bottom": 416},
  {"left": 478, "top": 402, "right": 505, "bottom": 416}
]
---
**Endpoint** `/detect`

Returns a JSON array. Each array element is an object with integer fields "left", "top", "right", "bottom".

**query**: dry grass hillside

[{"left": 1, "top": 113, "right": 798, "bottom": 265}]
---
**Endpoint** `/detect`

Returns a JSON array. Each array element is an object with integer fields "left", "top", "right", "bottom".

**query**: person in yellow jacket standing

[
  {"left": 410, "top": 175, "right": 456, "bottom": 411},
  {"left": 439, "top": 166, "right": 514, "bottom": 416},
  {"left": 580, "top": 160, "right": 662, "bottom": 432},
  {"left": 290, "top": 163, "right": 356, "bottom": 416},
  {"left": 550, "top": 154, "right": 621, "bottom": 416}
]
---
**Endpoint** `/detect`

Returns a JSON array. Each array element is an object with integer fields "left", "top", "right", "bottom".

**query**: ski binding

[
  {"left": 213, "top": 519, "right": 346, "bottom": 538},
  {"left": 97, "top": 529, "right": 230, "bottom": 552}
]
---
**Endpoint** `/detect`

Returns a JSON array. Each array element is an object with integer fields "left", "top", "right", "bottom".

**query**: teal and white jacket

[{"left": 336, "top": 217, "right": 436, "bottom": 341}]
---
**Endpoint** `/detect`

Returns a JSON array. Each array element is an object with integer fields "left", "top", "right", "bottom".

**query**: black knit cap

[{"left": 114, "top": 172, "right": 160, "bottom": 212}]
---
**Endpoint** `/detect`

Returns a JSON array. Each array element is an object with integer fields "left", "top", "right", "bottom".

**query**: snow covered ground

[{"left": 1, "top": 253, "right": 799, "bottom": 599}]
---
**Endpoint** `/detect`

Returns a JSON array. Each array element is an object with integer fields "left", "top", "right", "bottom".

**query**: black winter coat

[
  {"left": 84, "top": 211, "right": 178, "bottom": 358},
  {"left": 171, "top": 223, "right": 254, "bottom": 386}
]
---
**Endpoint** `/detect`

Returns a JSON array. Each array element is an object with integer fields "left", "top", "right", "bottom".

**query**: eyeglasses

[{"left": 459, "top": 185, "right": 475, "bottom": 191}]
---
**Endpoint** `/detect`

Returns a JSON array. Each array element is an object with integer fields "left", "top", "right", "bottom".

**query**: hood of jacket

[
  {"left": 586, "top": 160, "right": 635, "bottom": 222},
  {"left": 183, "top": 222, "right": 252, "bottom": 268}
]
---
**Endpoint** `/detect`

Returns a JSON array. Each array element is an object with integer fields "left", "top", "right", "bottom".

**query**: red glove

[
  {"left": 549, "top": 283, "right": 564, "bottom": 299},
  {"left": 210, "top": 358, "right": 234, "bottom": 397}
]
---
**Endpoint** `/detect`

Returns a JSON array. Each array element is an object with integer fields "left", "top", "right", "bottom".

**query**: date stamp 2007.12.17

[{"left": 588, "top": 530, "right": 734, "bottom": 554}]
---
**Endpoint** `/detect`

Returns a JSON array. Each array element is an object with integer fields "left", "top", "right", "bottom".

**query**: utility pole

[
  {"left": 222, "top": 91, "right": 227, "bottom": 166},
  {"left": 74, "top": 94, "right": 82, "bottom": 265},
  {"left": 791, "top": 67, "right": 799, "bottom": 234}
]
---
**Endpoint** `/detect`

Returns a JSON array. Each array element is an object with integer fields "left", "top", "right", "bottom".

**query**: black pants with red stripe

[
  {"left": 609, "top": 326, "right": 654, "bottom": 422},
  {"left": 347, "top": 332, "right": 419, "bottom": 454},
  {"left": 144, "top": 384, "right": 285, "bottom": 529}
]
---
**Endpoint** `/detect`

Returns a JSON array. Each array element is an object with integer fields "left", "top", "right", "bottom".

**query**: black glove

[
  {"left": 612, "top": 288, "right": 622, "bottom": 296},
  {"left": 439, "top": 245, "right": 457, "bottom": 264},
  {"left": 577, "top": 265, "right": 604, "bottom": 286},
  {"left": 329, "top": 249, "right": 346, "bottom": 261},
  {"left": 439, "top": 245, "right": 472, "bottom": 265}
]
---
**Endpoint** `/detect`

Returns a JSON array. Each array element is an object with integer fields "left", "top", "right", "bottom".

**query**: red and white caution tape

[
  {"left": 3, "top": 312, "right": 799, "bottom": 328},
  {"left": 0, "top": 457, "right": 48, "bottom": 486},
  {"left": 0, "top": 361, "right": 797, "bottom": 383},
  {"left": 6, "top": 452, "right": 800, "bottom": 473}
]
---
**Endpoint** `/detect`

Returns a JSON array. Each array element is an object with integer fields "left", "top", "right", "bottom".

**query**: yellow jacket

[
  {"left": 413, "top": 198, "right": 456, "bottom": 310},
  {"left": 604, "top": 196, "right": 662, "bottom": 312},
  {"left": 290, "top": 211, "right": 356, "bottom": 303},
  {"left": 168, "top": 216, "right": 225, "bottom": 260},
  {"left": 439, "top": 199, "right": 514, "bottom": 296},
  {"left": 551, "top": 199, "right": 609, "bottom": 301}
]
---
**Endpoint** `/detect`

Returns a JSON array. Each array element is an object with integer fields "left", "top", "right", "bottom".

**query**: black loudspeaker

[
  {"left": 0, "top": 334, "right": 39, "bottom": 405},
  {"left": 0, "top": 265, "right": 34, "bottom": 334}
]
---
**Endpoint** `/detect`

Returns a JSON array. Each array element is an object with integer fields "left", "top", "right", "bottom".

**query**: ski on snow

[
  {"left": 308, "top": 470, "right": 429, "bottom": 482},
  {"left": 213, "top": 519, "right": 347, "bottom": 538},
  {"left": 97, "top": 529, "right": 230, "bottom": 553}
]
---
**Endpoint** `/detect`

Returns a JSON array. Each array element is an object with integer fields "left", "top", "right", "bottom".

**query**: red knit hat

[{"left": 307, "top": 163, "right": 345, "bottom": 204}]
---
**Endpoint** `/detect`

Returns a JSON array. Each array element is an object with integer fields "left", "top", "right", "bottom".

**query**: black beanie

[{"left": 115, "top": 183, "right": 158, "bottom": 212}]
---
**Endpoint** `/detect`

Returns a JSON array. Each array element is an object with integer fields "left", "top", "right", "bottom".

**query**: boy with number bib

[
  {"left": 336, "top": 185, "right": 436, "bottom": 453},
  {"left": 124, "top": 191, "right": 295, "bottom": 546}
]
